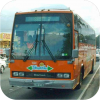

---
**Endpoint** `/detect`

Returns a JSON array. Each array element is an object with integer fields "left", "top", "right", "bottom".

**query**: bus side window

[
  {"left": 79, "top": 34, "right": 84, "bottom": 43},
  {"left": 75, "top": 32, "right": 78, "bottom": 49}
]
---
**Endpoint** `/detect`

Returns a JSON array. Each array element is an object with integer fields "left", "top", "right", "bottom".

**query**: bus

[{"left": 8, "top": 7, "right": 96, "bottom": 90}]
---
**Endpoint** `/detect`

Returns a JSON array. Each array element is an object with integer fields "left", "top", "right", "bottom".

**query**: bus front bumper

[{"left": 9, "top": 78, "right": 76, "bottom": 89}]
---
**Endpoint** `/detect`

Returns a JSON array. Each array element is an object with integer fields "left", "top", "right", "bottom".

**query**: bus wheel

[
  {"left": 76, "top": 70, "right": 83, "bottom": 89},
  {"left": 90, "top": 61, "right": 94, "bottom": 74}
]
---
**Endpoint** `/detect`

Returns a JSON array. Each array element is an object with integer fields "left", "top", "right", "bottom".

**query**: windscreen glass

[{"left": 11, "top": 13, "right": 72, "bottom": 60}]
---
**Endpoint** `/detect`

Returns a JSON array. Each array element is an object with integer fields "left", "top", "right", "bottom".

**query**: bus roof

[
  {"left": 15, "top": 10, "right": 73, "bottom": 15},
  {"left": 15, "top": 4, "right": 73, "bottom": 15}
]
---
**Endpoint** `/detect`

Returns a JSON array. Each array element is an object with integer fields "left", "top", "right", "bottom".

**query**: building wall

[{"left": 0, "top": 33, "right": 11, "bottom": 48}]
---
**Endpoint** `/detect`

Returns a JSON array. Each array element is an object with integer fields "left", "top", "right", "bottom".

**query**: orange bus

[{"left": 8, "top": 8, "right": 96, "bottom": 90}]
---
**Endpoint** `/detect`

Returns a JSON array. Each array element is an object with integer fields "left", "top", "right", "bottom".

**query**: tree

[{"left": 96, "top": 35, "right": 100, "bottom": 48}]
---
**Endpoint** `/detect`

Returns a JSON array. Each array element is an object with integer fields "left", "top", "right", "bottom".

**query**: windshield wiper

[
  {"left": 42, "top": 39, "right": 56, "bottom": 62},
  {"left": 23, "top": 46, "right": 35, "bottom": 62},
  {"left": 35, "top": 31, "right": 39, "bottom": 54},
  {"left": 23, "top": 31, "right": 39, "bottom": 62},
  {"left": 23, "top": 39, "right": 56, "bottom": 62}
]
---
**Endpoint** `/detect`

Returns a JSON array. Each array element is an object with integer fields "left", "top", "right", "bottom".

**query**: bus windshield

[{"left": 11, "top": 13, "right": 72, "bottom": 60}]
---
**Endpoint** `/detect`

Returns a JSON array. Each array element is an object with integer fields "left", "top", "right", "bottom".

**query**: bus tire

[
  {"left": 90, "top": 61, "right": 94, "bottom": 74},
  {"left": 76, "top": 69, "right": 83, "bottom": 89}
]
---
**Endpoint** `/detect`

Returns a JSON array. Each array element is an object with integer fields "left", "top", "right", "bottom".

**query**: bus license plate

[{"left": 34, "top": 83, "right": 44, "bottom": 87}]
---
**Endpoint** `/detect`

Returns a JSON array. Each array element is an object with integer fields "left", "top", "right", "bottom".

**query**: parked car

[
  {"left": 96, "top": 50, "right": 100, "bottom": 61},
  {"left": 0, "top": 59, "right": 7, "bottom": 74}
]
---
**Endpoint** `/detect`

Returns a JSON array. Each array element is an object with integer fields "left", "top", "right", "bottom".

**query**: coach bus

[{"left": 7, "top": 7, "right": 96, "bottom": 90}]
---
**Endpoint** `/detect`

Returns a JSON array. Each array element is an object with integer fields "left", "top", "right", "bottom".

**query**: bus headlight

[
  {"left": 12, "top": 72, "right": 25, "bottom": 77},
  {"left": 19, "top": 72, "right": 24, "bottom": 77},
  {"left": 57, "top": 73, "right": 70, "bottom": 79},
  {"left": 57, "top": 73, "right": 63, "bottom": 78},
  {"left": 13, "top": 72, "right": 18, "bottom": 76},
  {"left": 64, "top": 73, "right": 70, "bottom": 78}
]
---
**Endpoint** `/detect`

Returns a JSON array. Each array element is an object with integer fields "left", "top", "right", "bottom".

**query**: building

[{"left": 0, "top": 33, "right": 11, "bottom": 56}]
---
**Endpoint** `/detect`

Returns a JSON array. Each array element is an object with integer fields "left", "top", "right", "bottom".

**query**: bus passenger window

[
  {"left": 79, "top": 34, "right": 84, "bottom": 43},
  {"left": 75, "top": 33, "right": 78, "bottom": 49}
]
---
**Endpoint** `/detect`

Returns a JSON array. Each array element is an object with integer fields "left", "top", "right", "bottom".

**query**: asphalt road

[{"left": 0, "top": 61, "right": 100, "bottom": 99}]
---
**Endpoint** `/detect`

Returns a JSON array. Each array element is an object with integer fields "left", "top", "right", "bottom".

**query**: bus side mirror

[{"left": 72, "top": 49, "right": 79, "bottom": 58}]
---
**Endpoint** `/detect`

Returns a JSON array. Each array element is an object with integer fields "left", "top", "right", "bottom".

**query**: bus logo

[{"left": 27, "top": 64, "right": 53, "bottom": 72}]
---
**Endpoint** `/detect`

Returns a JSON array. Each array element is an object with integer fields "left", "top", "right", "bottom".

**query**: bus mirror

[{"left": 72, "top": 49, "right": 78, "bottom": 58}]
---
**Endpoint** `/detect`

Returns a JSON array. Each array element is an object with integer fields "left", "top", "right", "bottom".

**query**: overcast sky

[{"left": 0, "top": 0, "right": 100, "bottom": 36}]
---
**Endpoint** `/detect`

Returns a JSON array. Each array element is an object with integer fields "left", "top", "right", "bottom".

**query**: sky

[{"left": 0, "top": 0, "right": 100, "bottom": 36}]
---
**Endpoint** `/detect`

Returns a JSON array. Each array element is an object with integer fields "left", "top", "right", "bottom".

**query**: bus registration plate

[{"left": 34, "top": 83, "right": 44, "bottom": 87}]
